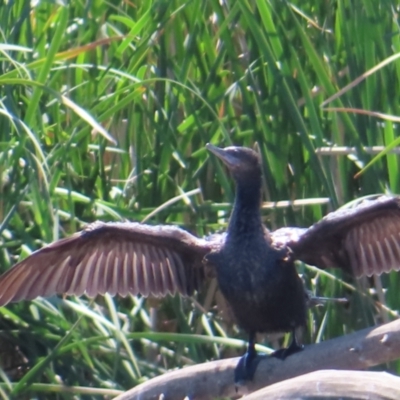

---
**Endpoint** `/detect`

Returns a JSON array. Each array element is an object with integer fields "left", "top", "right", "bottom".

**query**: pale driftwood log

[
  {"left": 242, "top": 369, "right": 400, "bottom": 399},
  {"left": 114, "top": 319, "right": 400, "bottom": 400}
]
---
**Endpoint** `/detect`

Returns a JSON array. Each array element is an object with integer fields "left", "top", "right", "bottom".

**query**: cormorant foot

[
  {"left": 271, "top": 342, "right": 304, "bottom": 360},
  {"left": 234, "top": 352, "right": 266, "bottom": 386}
]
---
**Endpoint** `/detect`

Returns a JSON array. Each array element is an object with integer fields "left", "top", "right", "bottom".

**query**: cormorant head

[{"left": 206, "top": 144, "right": 261, "bottom": 184}]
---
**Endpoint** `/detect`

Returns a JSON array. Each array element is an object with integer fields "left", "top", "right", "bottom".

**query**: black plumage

[
  {"left": 2, "top": 144, "right": 400, "bottom": 382},
  {"left": 204, "top": 145, "right": 307, "bottom": 381}
]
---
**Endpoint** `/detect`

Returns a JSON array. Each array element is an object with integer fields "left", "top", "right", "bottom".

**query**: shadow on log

[
  {"left": 242, "top": 370, "right": 400, "bottom": 399},
  {"left": 114, "top": 319, "right": 400, "bottom": 400}
]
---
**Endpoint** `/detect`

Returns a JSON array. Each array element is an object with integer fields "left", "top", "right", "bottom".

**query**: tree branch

[
  {"left": 242, "top": 370, "right": 400, "bottom": 399},
  {"left": 114, "top": 319, "right": 400, "bottom": 400}
]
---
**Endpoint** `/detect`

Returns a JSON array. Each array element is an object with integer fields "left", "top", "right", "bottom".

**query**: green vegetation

[{"left": 1, "top": 0, "right": 400, "bottom": 398}]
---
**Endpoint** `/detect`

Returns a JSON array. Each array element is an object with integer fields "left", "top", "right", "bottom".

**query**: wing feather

[
  {"left": 283, "top": 196, "right": 400, "bottom": 277},
  {"left": 123, "top": 249, "right": 133, "bottom": 295},
  {"left": 0, "top": 222, "right": 218, "bottom": 306},
  {"left": 156, "top": 247, "right": 170, "bottom": 297}
]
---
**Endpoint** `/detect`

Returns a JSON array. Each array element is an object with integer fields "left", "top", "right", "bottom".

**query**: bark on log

[
  {"left": 114, "top": 319, "right": 400, "bottom": 400},
  {"left": 242, "top": 370, "right": 400, "bottom": 400}
]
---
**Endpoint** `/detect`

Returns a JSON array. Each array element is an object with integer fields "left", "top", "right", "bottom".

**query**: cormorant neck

[{"left": 228, "top": 175, "right": 263, "bottom": 237}]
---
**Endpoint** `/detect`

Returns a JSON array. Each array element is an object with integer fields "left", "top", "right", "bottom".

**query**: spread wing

[
  {"left": 0, "top": 222, "right": 220, "bottom": 306},
  {"left": 273, "top": 196, "right": 400, "bottom": 277}
]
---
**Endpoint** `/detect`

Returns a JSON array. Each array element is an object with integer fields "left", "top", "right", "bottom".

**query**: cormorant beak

[{"left": 206, "top": 143, "right": 240, "bottom": 169}]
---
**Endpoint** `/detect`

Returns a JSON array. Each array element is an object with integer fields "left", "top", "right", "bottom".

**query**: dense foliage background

[{"left": 1, "top": 0, "right": 400, "bottom": 398}]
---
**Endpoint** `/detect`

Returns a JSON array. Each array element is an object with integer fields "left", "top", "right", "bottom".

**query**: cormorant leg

[
  {"left": 234, "top": 331, "right": 264, "bottom": 385},
  {"left": 271, "top": 328, "right": 304, "bottom": 360}
]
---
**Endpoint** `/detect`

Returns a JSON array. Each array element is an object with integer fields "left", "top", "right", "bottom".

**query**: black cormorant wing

[
  {"left": 0, "top": 222, "right": 219, "bottom": 306},
  {"left": 273, "top": 196, "right": 400, "bottom": 277}
]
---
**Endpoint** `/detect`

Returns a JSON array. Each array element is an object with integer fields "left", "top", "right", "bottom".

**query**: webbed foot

[
  {"left": 271, "top": 329, "right": 304, "bottom": 360},
  {"left": 235, "top": 331, "right": 264, "bottom": 386},
  {"left": 234, "top": 351, "right": 266, "bottom": 386},
  {"left": 271, "top": 343, "right": 303, "bottom": 359}
]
